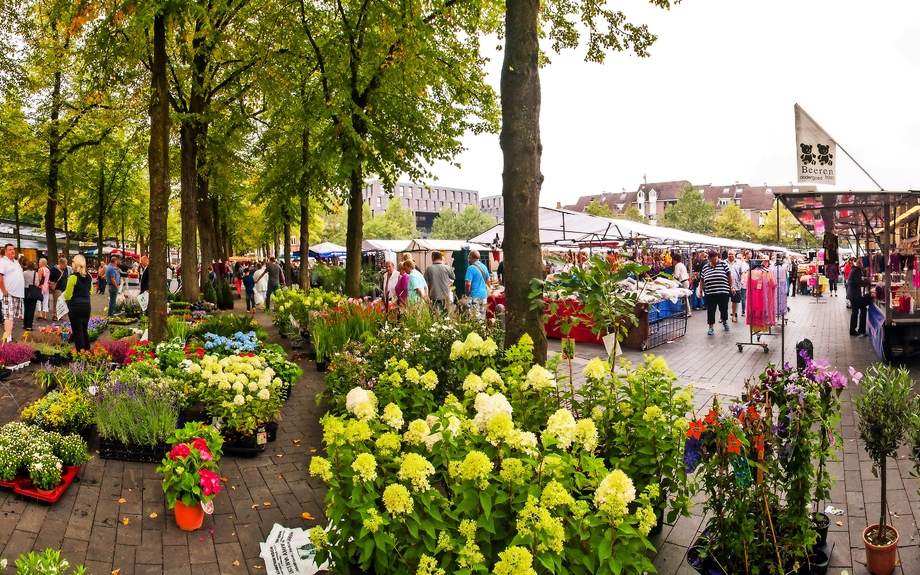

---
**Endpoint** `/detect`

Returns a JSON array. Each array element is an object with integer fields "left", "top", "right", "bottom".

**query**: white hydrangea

[
  {"left": 346, "top": 388, "right": 377, "bottom": 421},
  {"left": 523, "top": 365, "right": 556, "bottom": 391},
  {"left": 472, "top": 392, "right": 513, "bottom": 433},
  {"left": 462, "top": 374, "right": 487, "bottom": 395},
  {"left": 543, "top": 409, "right": 577, "bottom": 450}
]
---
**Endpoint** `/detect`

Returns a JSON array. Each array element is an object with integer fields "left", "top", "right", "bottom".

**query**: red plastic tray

[
  {"left": 14, "top": 465, "right": 81, "bottom": 503},
  {"left": 0, "top": 472, "right": 25, "bottom": 489}
]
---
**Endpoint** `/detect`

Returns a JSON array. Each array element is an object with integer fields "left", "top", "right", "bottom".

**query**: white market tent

[
  {"left": 309, "top": 242, "right": 348, "bottom": 258},
  {"left": 363, "top": 238, "right": 493, "bottom": 269},
  {"left": 469, "top": 207, "right": 797, "bottom": 254}
]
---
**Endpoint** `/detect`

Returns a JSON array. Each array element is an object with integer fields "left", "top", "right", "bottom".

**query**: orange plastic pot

[
  {"left": 174, "top": 499, "right": 204, "bottom": 531},
  {"left": 863, "top": 524, "right": 899, "bottom": 575}
]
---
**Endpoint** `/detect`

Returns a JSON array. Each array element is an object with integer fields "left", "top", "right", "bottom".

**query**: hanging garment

[
  {"left": 746, "top": 266, "right": 777, "bottom": 333},
  {"left": 772, "top": 264, "right": 788, "bottom": 315}
]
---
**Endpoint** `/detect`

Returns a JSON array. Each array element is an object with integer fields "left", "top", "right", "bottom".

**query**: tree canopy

[
  {"left": 430, "top": 206, "right": 497, "bottom": 240},
  {"left": 660, "top": 186, "right": 715, "bottom": 234},
  {"left": 712, "top": 202, "right": 757, "bottom": 242},
  {"left": 363, "top": 202, "right": 418, "bottom": 241}
]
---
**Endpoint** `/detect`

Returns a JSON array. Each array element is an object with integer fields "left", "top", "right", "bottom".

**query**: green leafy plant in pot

[{"left": 854, "top": 364, "right": 913, "bottom": 575}]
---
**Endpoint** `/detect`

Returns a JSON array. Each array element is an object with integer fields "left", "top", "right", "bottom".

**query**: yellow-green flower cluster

[
  {"left": 574, "top": 419, "right": 598, "bottom": 452},
  {"left": 582, "top": 357, "right": 610, "bottom": 380},
  {"left": 594, "top": 469, "right": 636, "bottom": 518},
  {"left": 398, "top": 453, "right": 435, "bottom": 492},
  {"left": 516, "top": 495, "right": 565, "bottom": 553},
  {"left": 322, "top": 416, "right": 346, "bottom": 447},
  {"left": 635, "top": 504, "right": 657, "bottom": 536},
  {"left": 351, "top": 453, "right": 378, "bottom": 482},
  {"left": 309, "top": 456, "right": 332, "bottom": 481},
  {"left": 345, "top": 387, "right": 378, "bottom": 421},
  {"left": 458, "top": 451, "right": 493, "bottom": 486},
  {"left": 543, "top": 408, "right": 577, "bottom": 450},
  {"left": 472, "top": 392, "right": 513, "bottom": 432},
  {"left": 499, "top": 458, "right": 525, "bottom": 485},
  {"left": 540, "top": 480, "right": 575, "bottom": 509},
  {"left": 523, "top": 365, "right": 556, "bottom": 391},
  {"left": 481, "top": 368, "right": 504, "bottom": 390},
  {"left": 419, "top": 370, "right": 438, "bottom": 391},
  {"left": 485, "top": 412, "right": 514, "bottom": 446},
  {"left": 416, "top": 555, "right": 445, "bottom": 575},
  {"left": 308, "top": 526, "right": 328, "bottom": 550},
  {"left": 404, "top": 420, "right": 430, "bottom": 446},
  {"left": 462, "top": 374, "right": 486, "bottom": 395},
  {"left": 505, "top": 429, "right": 538, "bottom": 456},
  {"left": 492, "top": 546, "right": 537, "bottom": 575},
  {"left": 198, "top": 354, "right": 280, "bottom": 408},
  {"left": 642, "top": 405, "right": 664, "bottom": 423},
  {"left": 375, "top": 432, "right": 401, "bottom": 458},
  {"left": 382, "top": 483, "right": 414, "bottom": 515},
  {"left": 363, "top": 508, "right": 384, "bottom": 533},
  {"left": 405, "top": 367, "right": 420, "bottom": 385},
  {"left": 456, "top": 519, "right": 485, "bottom": 570},
  {"left": 343, "top": 420, "right": 372, "bottom": 444},
  {"left": 381, "top": 403, "right": 404, "bottom": 430},
  {"left": 449, "top": 333, "right": 498, "bottom": 360}
]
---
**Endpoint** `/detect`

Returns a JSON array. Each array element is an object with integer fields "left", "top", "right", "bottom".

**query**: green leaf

[{"left": 480, "top": 491, "right": 492, "bottom": 520}]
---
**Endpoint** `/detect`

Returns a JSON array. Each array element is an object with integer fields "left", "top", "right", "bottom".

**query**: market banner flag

[{"left": 795, "top": 104, "right": 836, "bottom": 185}]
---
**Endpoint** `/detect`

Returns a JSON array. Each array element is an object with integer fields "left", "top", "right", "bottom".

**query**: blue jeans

[
  {"left": 266, "top": 282, "right": 280, "bottom": 311},
  {"left": 739, "top": 288, "right": 747, "bottom": 314},
  {"left": 107, "top": 285, "right": 118, "bottom": 316}
]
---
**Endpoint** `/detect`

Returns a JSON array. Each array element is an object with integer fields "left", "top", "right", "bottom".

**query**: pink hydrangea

[
  {"left": 192, "top": 438, "right": 212, "bottom": 460},
  {"left": 199, "top": 469, "right": 221, "bottom": 496},
  {"left": 169, "top": 443, "right": 191, "bottom": 461}
]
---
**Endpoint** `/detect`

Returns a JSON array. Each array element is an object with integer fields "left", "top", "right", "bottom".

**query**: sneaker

[
  {"left": 707, "top": 328, "right": 714, "bottom": 335},
  {"left": 723, "top": 322, "right": 730, "bottom": 331}
]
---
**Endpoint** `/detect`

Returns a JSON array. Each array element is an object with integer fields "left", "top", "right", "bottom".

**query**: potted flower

[
  {"left": 0, "top": 341, "right": 35, "bottom": 369},
  {"left": 156, "top": 422, "right": 223, "bottom": 531},
  {"left": 854, "top": 364, "right": 913, "bottom": 575},
  {"left": 26, "top": 448, "right": 63, "bottom": 494},
  {"left": 21, "top": 389, "right": 95, "bottom": 435},
  {"left": 54, "top": 433, "right": 92, "bottom": 472}
]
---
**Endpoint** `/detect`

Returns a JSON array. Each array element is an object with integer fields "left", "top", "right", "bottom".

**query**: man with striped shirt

[{"left": 698, "top": 249, "right": 736, "bottom": 335}]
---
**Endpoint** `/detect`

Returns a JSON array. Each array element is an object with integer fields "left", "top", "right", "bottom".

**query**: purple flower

[
  {"left": 829, "top": 371, "right": 848, "bottom": 390},
  {"left": 848, "top": 366, "right": 863, "bottom": 385},
  {"left": 683, "top": 437, "right": 703, "bottom": 473}
]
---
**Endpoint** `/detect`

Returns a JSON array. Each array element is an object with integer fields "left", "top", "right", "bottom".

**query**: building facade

[
  {"left": 362, "top": 180, "right": 481, "bottom": 232},
  {"left": 564, "top": 181, "right": 818, "bottom": 227},
  {"left": 479, "top": 194, "right": 504, "bottom": 223}
]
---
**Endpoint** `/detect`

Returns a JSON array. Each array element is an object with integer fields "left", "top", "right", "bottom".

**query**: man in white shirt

[{"left": 0, "top": 244, "right": 25, "bottom": 341}]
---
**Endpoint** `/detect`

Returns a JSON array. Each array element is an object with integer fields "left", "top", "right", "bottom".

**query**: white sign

[
  {"left": 259, "top": 523, "right": 328, "bottom": 575},
  {"left": 137, "top": 292, "right": 149, "bottom": 311},
  {"left": 795, "top": 104, "right": 836, "bottom": 185}
]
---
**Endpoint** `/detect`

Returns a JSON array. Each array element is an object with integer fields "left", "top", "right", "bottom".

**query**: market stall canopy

[
  {"left": 403, "top": 239, "right": 490, "bottom": 253},
  {"left": 774, "top": 189, "right": 920, "bottom": 240},
  {"left": 362, "top": 239, "right": 412, "bottom": 252},
  {"left": 308, "top": 242, "right": 348, "bottom": 258},
  {"left": 84, "top": 246, "right": 139, "bottom": 258}
]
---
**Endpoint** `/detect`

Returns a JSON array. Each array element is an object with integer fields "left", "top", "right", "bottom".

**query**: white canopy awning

[
  {"left": 309, "top": 242, "right": 348, "bottom": 258},
  {"left": 362, "top": 239, "right": 412, "bottom": 252}
]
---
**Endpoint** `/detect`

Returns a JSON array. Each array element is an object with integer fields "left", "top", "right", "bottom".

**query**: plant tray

[
  {"left": 99, "top": 438, "right": 169, "bottom": 463},
  {"left": 14, "top": 465, "right": 81, "bottom": 503},
  {"left": 0, "top": 471, "right": 25, "bottom": 490}
]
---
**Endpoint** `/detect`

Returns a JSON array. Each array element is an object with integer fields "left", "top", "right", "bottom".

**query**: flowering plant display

[
  {"left": 98, "top": 339, "right": 134, "bottom": 364},
  {"left": 310, "top": 335, "right": 657, "bottom": 575},
  {"left": 191, "top": 354, "right": 283, "bottom": 436},
  {"left": 156, "top": 422, "right": 223, "bottom": 508},
  {"left": 574, "top": 355, "right": 695, "bottom": 525},
  {"left": 40, "top": 323, "right": 72, "bottom": 342},
  {"left": 201, "top": 331, "right": 260, "bottom": 356},
  {"left": 93, "top": 364, "right": 183, "bottom": 447},
  {"left": 86, "top": 317, "right": 108, "bottom": 341},
  {"left": 269, "top": 286, "right": 344, "bottom": 336},
  {"left": 55, "top": 434, "right": 92, "bottom": 467},
  {"left": 0, "top": 423, "right": 89, "bottom": 487},
  {"left": 1, "top": 547, "right": 89, "bottom": 574},
  {"left": 70, "top": 344, "right": 112, "bottom": 368},
  {"left": 20, "top": 389, "right": 95, "bottom": 435},
  {"left": 0, "top": 342, "right": 35, "bottom": 366},
  {"left": 685, "top": 355, "right": 854, "bottom": 573},
  {"left": 259, "top": 344, "right": 302, "bottom": 396},
  {"left": 28, "top": 450, "right": 63, "bottom": 491},
  {"left": 34, "top": 359, "right": 111, "bottom": 392}
]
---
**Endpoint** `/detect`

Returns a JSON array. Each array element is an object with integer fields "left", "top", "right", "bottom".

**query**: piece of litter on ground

[
  {"left": 825, "top": 505, "right": 845, "bottom": 515},
  {"left": 836, "top": 521, "right": 843, "bottom": 526}
]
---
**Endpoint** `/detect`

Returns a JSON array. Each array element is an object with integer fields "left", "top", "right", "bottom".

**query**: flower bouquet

[{"left": 156, "top": 422, "right": 223, "bottom": 530}]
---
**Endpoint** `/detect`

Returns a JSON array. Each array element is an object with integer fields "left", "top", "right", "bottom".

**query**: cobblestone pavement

[{"left": 0, "top": 290, "right": 914, "bottom": 574}]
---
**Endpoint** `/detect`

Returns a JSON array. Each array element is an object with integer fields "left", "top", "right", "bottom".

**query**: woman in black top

[{"left": 64, "top": 255, "right": 93, "bottom": 351}]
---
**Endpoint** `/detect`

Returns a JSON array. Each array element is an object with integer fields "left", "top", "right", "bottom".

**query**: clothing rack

[{"left": 737, "top": 262, "right": 773, "bottom": 354}]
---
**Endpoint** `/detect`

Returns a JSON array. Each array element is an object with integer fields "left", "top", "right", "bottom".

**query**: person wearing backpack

[{"left": 464, "top": 250, "right": 490, "bottom": 320}]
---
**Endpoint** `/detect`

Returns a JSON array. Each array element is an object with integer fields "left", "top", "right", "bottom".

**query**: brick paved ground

[{"left": 0, "top": 289, "right": 913, "bottom": 574}]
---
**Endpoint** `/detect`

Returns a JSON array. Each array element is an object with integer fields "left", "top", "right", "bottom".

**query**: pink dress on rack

[{"left": 746, "top": 267, "right": 777, "bottom": 333}]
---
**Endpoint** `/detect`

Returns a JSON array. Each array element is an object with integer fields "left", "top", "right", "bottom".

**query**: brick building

[{"left": 564, "top": 181, "right": 818, "bottom": 227}]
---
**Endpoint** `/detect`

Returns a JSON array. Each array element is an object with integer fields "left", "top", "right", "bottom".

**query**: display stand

[
  {"left": 737, "top": 263, "right": 775, "bottom": 354},
  {"left": 809, "top": 273, "right": 827, "bottom": 305}
]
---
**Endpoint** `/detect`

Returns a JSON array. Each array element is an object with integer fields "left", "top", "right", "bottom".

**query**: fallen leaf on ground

[
  {"left": 252, "top": 504, "right": 259, "bottom": 509},
  {"left": 309, "top": 449, "right": 316, "bottom": 453},
  {"left": 254, "top": 566, "right": 263, "bottom": 569},
  {"left": 121, "top": 518, "right": 130, "bottom": 525},
  {"left": 118, "top": 498, "right": 126, "bottom": 504},
  {"left": 199, "top": 537, "right": 205, "bottom": 542},
  {"left": 836, "top": 521, "right": 843, "bottom": 526},
  {"left": 276, "top": 454, "right": 283, "bottom": 458},
  {"left": 264, "top": 502, "right": 271, "bottom": 506},
  {"left": 221, "top": 477, "right": 228, "bottom": 482},
  {"left": 112, "top": 570, "right": 120, "bottom": 575},
  {"left": 292, "top": 439, "right": 301, "bottom": 444},
  {"left": 302, "top": 512, "right": 314, "bottom": 520},
  {"left": 231, "top": 486, "right": 236, "bottom": 490},
  {"left": 233, "top": 561, "right": 240, "bottom": 567},
  {"left": 149, "top": 513, "right": 158, "bottom": 519}
]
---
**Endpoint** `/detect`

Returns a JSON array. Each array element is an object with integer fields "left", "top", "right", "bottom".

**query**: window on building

[
  {"left": 792, "top": 188, "right": 799, "bottom": 193},
  {"left": 722, "top": 188, "right": 730, "bottom": 194},
  {"left": 377, "top": 197, "right": 382, "bottom": 207},
  {"left": 735, "top": 188, "right": 743, "bottom": 196},
  {"left": 718, "top": 198, "right": 729, "bottom": 206},
  {"left": 399, "top": 186, "right": 404, "bottom": 197},
  {"left": 404, "top": 199, "right": 409, "bottom": 208},
  {"left": 765, "top": 188, "right": 773, "bottom": 195},
  {"left": 424, "top": 200, "right": 428, "bottom": 209},
  {"left": 407, "top": 187, "right": 412, "bottom": 198},
  {"left": 415, "top": 200, "right": 419, "bottom": 210}
]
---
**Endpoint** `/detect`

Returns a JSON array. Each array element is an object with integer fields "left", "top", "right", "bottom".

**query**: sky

[{"left": 424, "top": 0, "right": 920, "bottom": 208}]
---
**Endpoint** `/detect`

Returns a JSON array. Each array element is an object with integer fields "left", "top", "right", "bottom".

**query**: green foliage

[
  {"left": 659, "top": 186, "right": 715, "bottom": 233},
  {"left": 110, "top": 326, "right": 135, "bottom": 340},
  {"left": 310, "top": 263, "right": 346, "bottom": 293},
  {"left": 855, "top": 364, "right": 913, "bottom": 469},
  {"left": 5, "top": 548, "right": 87, "bottom": 575},
  {"left": 583, "top": 199, "right": 614, "bottom": 218},
  {"left": 712, "top": 202, "right": 757, "bottom": 241},
  {"left": 94, "top": 365, "right": 182, "bottom": 447},
  {"left": 363, "top": 202, "right": 419, "bottom": 240},
  {"left": 429, "top": 205, "right": 497, "bottom": 240},
  {"left": 757, "top": 203, "right": 817, "bottom": 247},
  {"left": 202, "top": 281, "right": 217, "bottom": 304},
  {"left": 166, "top": 316, "right": 189, "bottom": 344},
  {"left": 218, "top": 279, "right": 234, "bottom": 310},
  {"left": 20, "top": 390, "right": 95, "bottom": 435},
  {"left": 620, "top": 205, "right": 649, "bottom": 224}
]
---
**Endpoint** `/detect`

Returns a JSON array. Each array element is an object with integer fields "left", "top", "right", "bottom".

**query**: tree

[
  {"left": 757, "top": 203, "right": 816, "bottom": 247},
  {"left": 298, "top": 0, "right": 499, "bottom": 296},
  {"left": 319, "top": 206, "right": 348, "bottom": 247},
  {"left": 501, "top": 0, "right": 674, "bottom": 363},
  {"left": 430, "top": 206, "right": 497, "bottom": 240},
  {"left": 584, "top": 199, "right": 614, "bottom": 218},
  {"left": 621, "top": 205, "right": 649, "bottom": 224},
  {"left": 660, "top": 186, "right": 715, "bottom": 234},
  {"left": 713, "top": 202, "right": 757, "bottom": 242},
  {"left": 363, "top": 203, "right": 418, "bottom": 241}
]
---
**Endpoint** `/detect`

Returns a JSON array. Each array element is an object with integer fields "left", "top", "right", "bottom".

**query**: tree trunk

[
  {"left": 500, "top": 0, "right": 547, "bottom": 363},
  {"left": 283, "top": 209, "right": 292, "bottom": 285},
  {"left": 45, "top": 68, "right": 62, "bottom": 261},
  {"left": 147, "top": 12, "right": 171, "bottom": 344},
  {"left": 344, "top": 166, "right": 364, "bottom": 297},
  {"left": 179, "top": 122, "right": 200, "bottom": 303},
  {"left": 300, "top": 128, "right": 310, "bottom": 290},
  {"left": 97, "top": 163, "right": 105, "bottom": 264}
]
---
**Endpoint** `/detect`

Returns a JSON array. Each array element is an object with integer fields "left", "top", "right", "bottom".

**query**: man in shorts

[{"left": 0, "top": 244, "right": 24, "bottom": 341}]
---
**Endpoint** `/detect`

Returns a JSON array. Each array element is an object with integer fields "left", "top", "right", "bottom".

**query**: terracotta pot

[
  {"left": 36, "top": 487, "right": 57, "bottom": 496},
  {"left": 174, "top": 499, "right": 205, "bottom": 531},
  {"left": 863, "top": 523, "right": 899, "bottom": 575}
]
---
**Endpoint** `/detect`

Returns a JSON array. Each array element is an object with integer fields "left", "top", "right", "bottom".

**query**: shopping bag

[
  {"left": 137, "top": 292, "right": 149, "bottom": 311},
  {"left": 56, "top": 298, "right": 69, "bottom": 319}
]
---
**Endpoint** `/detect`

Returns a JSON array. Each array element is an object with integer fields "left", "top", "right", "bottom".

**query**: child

[{"left": 243, "top": 267, "right": 256, "bottom": 313}]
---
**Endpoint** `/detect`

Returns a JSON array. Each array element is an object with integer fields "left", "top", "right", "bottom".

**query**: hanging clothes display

[
  {"left": 772, "top": 262, "right": 788, "bottom": 315},
  {"left": 745, "top": 265, "right": 777, "bottom": 334}
]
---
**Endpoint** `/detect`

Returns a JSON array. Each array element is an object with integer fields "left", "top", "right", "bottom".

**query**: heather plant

[{"left": 0, "top": 342, "right": 35, "bottom": 365}]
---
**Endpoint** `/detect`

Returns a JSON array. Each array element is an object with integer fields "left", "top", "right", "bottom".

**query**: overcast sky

[{"left": 423, "top": 0, "right": 920, "bottom": 207}]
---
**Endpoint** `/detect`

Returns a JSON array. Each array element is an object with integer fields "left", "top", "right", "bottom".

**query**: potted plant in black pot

[{"left": 854, "top": 364, "right": 913, "bottom": 575}]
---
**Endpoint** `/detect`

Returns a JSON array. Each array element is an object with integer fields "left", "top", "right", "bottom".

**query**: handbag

[{"left": 25, "top": 272, "right": 43, "bottom": 301}]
